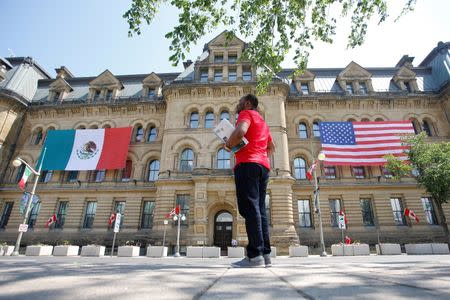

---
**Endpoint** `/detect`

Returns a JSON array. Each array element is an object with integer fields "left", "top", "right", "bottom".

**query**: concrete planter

[
  {"left": 353, "top": 244, "right": 370, "bottom": 256},
  {"left": 405, "top": 243, "right": 433, "bottom": 255},
  {"left": 376, "top": 243, "right": 402, "bottom": 255},
  {"left": 118, "top": 246, "right": 140, "bottom": 257},
  {"left": 25, "top": 245, "right": 54, "bottom": 256},
  {"left": 53, "top": 245, "right": 79, "bottom": 256},
  {"left": 270, "top": 246, "right": 277, "bottom": 258},
  {"left": 227, "top": 247, "right": 245, "bottom": 258},
  {"left": 3, "top": 246, "right": 14, "bottom": 256},
  {"left": 146, "top": 246, "right": 168, "bottom": 257},
  {"left": 331, "top": 244, "right": 344, "bottom": 256},
  {"left": 186, "top": 246, "right": 203, "bottom": 258},
  {"left": 81, "top": 245, "right": 105, "bottom": 257},
  {"left": 289, "top": 246, "right": 309, "bottom": 257},
  {"left": 431, "top": 243, "right": 449, "bottom": 254},
  {"left": 203, "top": 247, "right": 220, "bottom": 258}
]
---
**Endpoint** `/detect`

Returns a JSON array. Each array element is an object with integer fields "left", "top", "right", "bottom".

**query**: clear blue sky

[{"left": 1, "top": 0, "right": 449, "bottom": 78}]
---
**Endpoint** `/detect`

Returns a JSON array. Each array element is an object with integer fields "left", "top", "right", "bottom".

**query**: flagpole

[
  {"left": 174, "top": 213, "right": 181, "bottom": 257},
  {"left": 11, "top": 147, "right": 47, "bottom": 256}
]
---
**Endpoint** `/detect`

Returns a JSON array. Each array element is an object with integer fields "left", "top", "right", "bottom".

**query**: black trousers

[{"left": 234, "top": 162, "right": 271, "bottom": 258}]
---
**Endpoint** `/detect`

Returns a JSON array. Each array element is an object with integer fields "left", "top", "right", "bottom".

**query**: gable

[
  {"left": 338, "top": 61, "right": 372, "bottom": 80},
  {"left": 292, "top": 70, "right": 315, "bottom": 81},
  {"left": 143, "top": 72, "right": 162, "bottom": 85},
  {"left": 394, "top": 66, "right": 416, "bottom": 80},
  {"left": 49, "top": 77, "right": 73, "bottom": 92},
  {"left": 89, "top": 70, "right": 124, "bottom": 89},
  {"left": 206, "top": 31, "right": 245, "bottom": 48}
]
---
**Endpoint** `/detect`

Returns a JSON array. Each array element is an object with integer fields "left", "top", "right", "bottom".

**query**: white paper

[{"left": 213, "top": 119, "right": 248, "bottom": 153}]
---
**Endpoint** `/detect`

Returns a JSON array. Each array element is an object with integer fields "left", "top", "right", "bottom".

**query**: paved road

[{"left": 0, "top": 255, "right": 449, "bottom": 299}]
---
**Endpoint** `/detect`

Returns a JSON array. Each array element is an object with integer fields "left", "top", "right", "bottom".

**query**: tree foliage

[
  {"left": 124, "top": 0, "right": 416, "bottom": 93},
  {"left": 385, "top": 133, "right": 450, "bottom": 205}
]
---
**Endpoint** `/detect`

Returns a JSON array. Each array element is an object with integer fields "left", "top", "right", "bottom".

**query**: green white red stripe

[
  {"left": 40, "top": 127, "right": 132, "bottom": 171},
  {"left": 18, "top": 166, "right": 32, "bottom": 190}
]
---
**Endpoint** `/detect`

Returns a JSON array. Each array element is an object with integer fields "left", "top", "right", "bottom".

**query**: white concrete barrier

[
  {"left": 118, "top": 246, "right": 140, "bottom": 257},
  {"left": 227, "top": 247, "right": 245, "bottom": 258},
  {"left": 81, "top": 245, "right": 105, "bottom": 257},
  {"left": 376, "top": 243, "right": 402, "bottom": 255},
  {"left": 270, "top": 246, "right": 277, "bottom": 258},
  {"left": 203, "top": 247, "right": 220, "bottom": 258},
  {"left": 25, "top": 245, "right": 54, "bottom": 256},
  {"left": 53, "top": 245, "right": 79, "bottom": 256},
  {"left": 431, "top": 243, "right": 449, "bottom": 254},
  {"left": 289, "top": 246, "right": 309, "bottom": 257},
  {"left": 3, "top": 246, "right": 14, "bottom": 256},
  {"left": 405, "top": 243, "right": 433, "bottom": 255},
  {"left": 146, "top": 246, "right": 168, "bottom": 257},
  {"left": 353, "top": 244, "right": 370, "bottom": 256},
  {"left": 186, "top": 246, "right": 203, "bottom": 258},
  {"left": 331, "top": 244, "right": 344, "bottom": 256}
]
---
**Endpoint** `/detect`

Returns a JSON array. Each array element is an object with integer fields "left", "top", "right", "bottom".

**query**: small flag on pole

[
  {"left": 108, "top": 213, "right": 116, "bottom": 225},
  {"left": 404, "top": 208, "right": 419, "bottom": 223},
  {"left": 345, "top": 235, "right": 352, "bottom": 244},
  {"left": 306, "top": 160, "right": 318, "bottom": 181},
  {"left": 18, "top": 166, "right": 33, "bottom": 191},
  {"left": 165, "top": 205, "right": 180, "bottom": 218},
  {"left": 46, "top": 214, "right": 57, "bottom": 228}
]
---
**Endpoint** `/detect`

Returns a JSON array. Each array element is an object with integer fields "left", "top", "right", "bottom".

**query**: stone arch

[
  {"left": 73, "top": 121, "right": 88, "bottom": 129},
  {"left": 183, "top": 104, "right": 201, "bottom": 115},
  {"left": 341, "top": 114, "right": 359, "bottom": 122},
  {"left": 43, "top": 123, "right": 59, "bottom": 131},
  {"left": 207, "top": 199, "right": 238, "bottom": 245},
  {"left": 372, "top": 113, "right": 389, "bottom": 121},
  {"left": 171, "top": 137, "right": 202, "bottom": 153},
  {"left": 290, "top": 148, "right": 313, "bottom": 164},
  {"left": 100, "top": 120, "right": 117, "bottom": 128},
  {"left": 87, "top": 121, "right": 101, "bottom": 129}
]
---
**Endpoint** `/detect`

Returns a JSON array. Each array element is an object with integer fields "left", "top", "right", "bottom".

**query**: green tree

[
  {"left": 384, "top": 133, "right": 450, "bottom": 244},
  {"left": 124, "top": 0, "right": 416, "bottom": 94}
]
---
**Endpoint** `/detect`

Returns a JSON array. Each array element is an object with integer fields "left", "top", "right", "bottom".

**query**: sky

[{"left": 0, "top": 0, "right": 449, "bottom": 78}]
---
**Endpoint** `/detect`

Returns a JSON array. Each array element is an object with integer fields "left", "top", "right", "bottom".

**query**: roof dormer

[
  {"left": 393, "top": 66, "right": 418, "bottom": 92},
  {"left": 292, "top": 70, "right": 315, "bottom": 95},
  {"left": 337, "top": 61, "right": 373, "bottom": 95},
  {"left": 48, "top": 77, "right": 73, "bottom": 101},
  {"left": 142, "top": 72, "right": 163, "bottom": 99},
  {"left": 88, "top": 70, "right": 124, "bottom": 101}
]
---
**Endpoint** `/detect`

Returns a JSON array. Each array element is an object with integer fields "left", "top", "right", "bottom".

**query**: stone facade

[{"left": 0, "top": 34, "right": 449, "bottom": 254}]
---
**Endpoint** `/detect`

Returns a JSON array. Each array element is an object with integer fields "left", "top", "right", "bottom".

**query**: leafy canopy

[
  {"left": 124, "top": 0, "right": 416, "bottom": 94},
  {"left": 384, "top": 133, "right": 450, "bottom": 205}
]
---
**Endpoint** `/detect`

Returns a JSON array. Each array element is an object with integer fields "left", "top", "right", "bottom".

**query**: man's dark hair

[{"left": 241, "top": 94, "right": 258, "bottom": 109}]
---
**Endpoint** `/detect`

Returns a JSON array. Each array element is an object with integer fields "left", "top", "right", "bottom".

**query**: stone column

[{"left": 193, "top": 177, "right": 208, "bottom": 245}]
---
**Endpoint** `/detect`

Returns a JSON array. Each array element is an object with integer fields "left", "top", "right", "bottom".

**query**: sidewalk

[{"left": 0, "top": 255, "right": 449, "bottom": 299}]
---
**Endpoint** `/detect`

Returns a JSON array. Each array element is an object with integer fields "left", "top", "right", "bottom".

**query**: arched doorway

[{"left": 214, "top": 211, "right": 233, "bottom": 255}]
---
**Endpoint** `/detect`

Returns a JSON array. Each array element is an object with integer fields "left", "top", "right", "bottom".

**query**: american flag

[{"left": 319, "top": 121, "right": 415, "bottom": 166}]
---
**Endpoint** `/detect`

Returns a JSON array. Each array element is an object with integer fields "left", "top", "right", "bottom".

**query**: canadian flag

[
  {"left": 108, "top": 213, "right": 116, "bottom": 225},
  {"left": 306, "top": 160, "right": 318, "bottom": 181},
  {"left": 46, "top": 214, "right": 57, "bottom": 228},
  {"left": 345, "top": 235, "right": 352, "bottom": 244},
  {"left": 404, "top": 208, "right": 419, "bottom": 223},
  {"left": 165, "top": 205, "right": 180, "bottom": 218},
  {"left": 339, "top": 210, "right": 348, "bottom": 224}
]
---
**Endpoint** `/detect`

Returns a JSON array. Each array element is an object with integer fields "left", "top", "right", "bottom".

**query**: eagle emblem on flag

[{"left": 76, "top": 141, "right": 99, "bottom": 160}]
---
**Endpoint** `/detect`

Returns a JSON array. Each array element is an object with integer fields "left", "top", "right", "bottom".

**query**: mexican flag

[
  {"left": 40, "top": 127, "right": 132, "bottom": 171},
  {"left": 18, "top": 166, "right": 32, "bottom": 190}
]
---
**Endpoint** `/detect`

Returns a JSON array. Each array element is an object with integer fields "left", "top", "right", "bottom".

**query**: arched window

[
  {"left": 361, "top": 118, "right": 370, "bottom": 122},
  {"left": 375, "top": 118, "right": 384, "bottom": 122},
  {"left": 135, "top": 125, "right": 144, "bottom": 142},
  {"left": 77, "top": 125, "right": 86, "bottom": 130},
  {"left": 148, "top": 160, "right": 160, "bottom": 181},
  {"left": 410, "top": 118, "right": 420, "bottom": 134},
  {"left": 217, "top": 148, "right": 231, "bottom": 169},
  {"left": 220, "top": 111, "right": 229, "bottom": 121},
  {"left": 147, "top": 126, "right": 157, "bottom": 142},
  {"left": 293, "top": 157, "right": 307, "bottom": 179},
  {"left": 180, "top": 149, "right": 194, "bottom": 172},
  {"left": 422, "top": 120, "right": 432, "bottom": 136},
  {"left": 189, "top": 112, "right": 199, "bottom": 128},
  {"left": 312, "top": 121, "right": 320, "bottom": 137},
  {"left": 33, "top": 128, "right": 43, "bottom": 145},
  {"left": 102, "top": 124, "right": 112, "bottom": 129},
  {"left": 298, "top": 123, "right": 308, "bottom": 139},
  {"left": 347, "top": 118, "right": 356, "bottom": 122},
  {"left": 205, "top": 111, "right": 215, "bottom": 128},
  {"left": 89, "top": 125, "right": 99, "bottom": 129}
]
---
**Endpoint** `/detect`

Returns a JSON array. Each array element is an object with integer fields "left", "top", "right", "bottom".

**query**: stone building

[{"left": 0, "top": 33, "right": 449, "bottom": 254}]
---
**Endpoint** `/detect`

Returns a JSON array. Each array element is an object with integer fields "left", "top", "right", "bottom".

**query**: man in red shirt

[{"left": 226, "top": 94, "right": 275, "bottom": 268}]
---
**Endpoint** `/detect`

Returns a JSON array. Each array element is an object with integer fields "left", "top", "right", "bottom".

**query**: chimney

[
  {"left": 55, "top": 66, "right": 74, "bottom": 79},
  {"left": 183, "top": 59, "right": 193, "bottom": 69}
]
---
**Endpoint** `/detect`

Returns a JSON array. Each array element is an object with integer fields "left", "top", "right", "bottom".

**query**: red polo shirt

[{"left": 235, "top": 110, "right": 272, "bottom": 170}]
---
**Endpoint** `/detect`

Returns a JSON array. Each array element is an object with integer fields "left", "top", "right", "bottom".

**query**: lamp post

[
  {"left": 162, "top": 219, "right": 168, "bottom": 256},
  {"left": 11, "top": 148, "right": 46, "bottom": 256},
  {"left": 173, "top": 212, "right": 186, "bottom": 257},
  {"left": 314, "top": 151, "right": 327, "bottom": 257}
]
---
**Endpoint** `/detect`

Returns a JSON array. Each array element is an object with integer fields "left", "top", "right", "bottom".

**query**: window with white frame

[
  {"left": 421, "top": 197, "right": 438, "bottom": 225},
  {"left": 220, "top": 111, "right": 229, "bottom": 121},
  {"left": 147, "top": 126, "right": 157, "bottom": 142},
  {"left": 180, "top": 149, "right": 194, "bottom": 172},
  {"left": 200, "top": 69, "right": 208, "bottom": 82},
  {"left": 312, "top": 122, "right": 320, "bottom": 137},
  {"left": 189, "top": 112, "right": 199, "bottom": 128},
  {"left": 298, "top": 200, "right": 312, "bottom": 227},
  {"left": 214, "top": 69, "right": 223, "bottom": 82},
  {"left": 217, "top": 148, "right": 231, "bottom": 169},
  {"left": 390, "top": 197, "right": 406, "bottom": 225},
  {"left": 298, "top": 123, "right": 308, "bottom": 139},
  {"left": 228, "top": 68, "right": 237, "bottom": 81},
  {"left": 359, "top": 82, "right": 368, "bottom": 94},
  {"left": 301, "top": 83, "right": 309, "bottom": 94},
  {"left": 346, "top": 82, "right": 354, "bottom": 94},
  {"left": 148, "top": 160, "right": 160, "bottom": 181},
  {"left": 243, "top": 67, "right": 252, "bottom": 81},
  {"left": 205, "top": 111, "right": 215, "bottom": 128},
  {"left": 293, "top": 157, "right": 307, "bottom": 179}
]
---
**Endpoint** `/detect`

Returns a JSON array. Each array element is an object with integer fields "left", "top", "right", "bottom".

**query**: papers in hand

[{"left": 213, "top": 119, "right": 248, "bottom": 153}]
